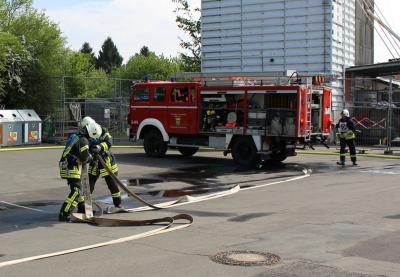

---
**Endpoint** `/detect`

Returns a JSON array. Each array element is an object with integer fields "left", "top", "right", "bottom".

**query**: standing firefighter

[
  {"left": 80, "top": 117, "right": 122, "bottom": 209},
  {"left": 336, "top": 109, "right": 358, "bottom": 166},
  {"left": 58, "top": 122, "right": 101, "bottom": 221}
]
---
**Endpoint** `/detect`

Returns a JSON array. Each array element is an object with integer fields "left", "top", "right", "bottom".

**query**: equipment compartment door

[
  {"left": 167, "top": 86, "right": 197, "bottom": 134},
  {"left": 322, "top": 88, "right": 332, "bottom": 135},
  {"left": 298, "top": 87, "right": 311, "bottom": 137}
]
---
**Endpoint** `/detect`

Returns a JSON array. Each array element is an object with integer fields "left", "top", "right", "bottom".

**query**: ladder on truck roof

[{"left": 172, "top": 71, "right": 314, "bottom": 87}]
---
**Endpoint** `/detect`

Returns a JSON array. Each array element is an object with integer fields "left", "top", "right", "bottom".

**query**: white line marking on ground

[
  {"left": 0, "top": 168, "right": 311, "bottom": 268},
  {"left": 0, "top": 201, "right": 45, "bottom": 213}
]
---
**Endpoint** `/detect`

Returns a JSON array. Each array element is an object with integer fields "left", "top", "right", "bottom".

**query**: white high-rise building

[{"left": 201, "top": 0, "right": 374, "bottom": 110}]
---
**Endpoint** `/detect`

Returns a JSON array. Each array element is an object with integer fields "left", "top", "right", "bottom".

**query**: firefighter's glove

[
  {"left": 85, "top": 154, "right": 93, "bottom": 164},
  {"left": 92, "top": 145, "right": 102, "bottom": 157}
]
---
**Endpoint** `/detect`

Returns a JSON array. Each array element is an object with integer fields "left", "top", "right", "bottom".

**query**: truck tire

[
  {"left": 178, "top": 147, "right": 198, "bottom": 157},
  {"left": 231, "top": 137, "right": 260, "bottom": 167},
  {"left": 271, "top": 152, "right": 287, "bottom": 163},
  {"left": 143, "top": 130, "right": 167, "bottom": 157}
]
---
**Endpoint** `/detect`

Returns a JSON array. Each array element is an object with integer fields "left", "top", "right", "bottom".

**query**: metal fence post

[
  {"left": 61, "top": 76, "right": 66, "bottom": 139},
  {"left": 385, "top": 77, "right": 393, "bottom": 154}
]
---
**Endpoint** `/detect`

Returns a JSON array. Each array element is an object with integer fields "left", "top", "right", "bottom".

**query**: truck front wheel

[
  {"left": 231, "top": 137, "right": 260, "bottom": 167},
  {"left": 143, "top": 130, "right": 167, "bottom": 157},
  {"left": 178, "top": 147, "right": 198, "bottom": 157},
  {"left": 271, "top": 152, "right": 287, "bottom": 163}
]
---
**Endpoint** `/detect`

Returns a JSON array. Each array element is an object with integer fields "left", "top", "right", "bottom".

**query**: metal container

[
  {"left": 0, "top": 110, "right": 24, "bottom": 146},
  {"left": 17, "top": 109, "right": 42, "bottom": 145}
]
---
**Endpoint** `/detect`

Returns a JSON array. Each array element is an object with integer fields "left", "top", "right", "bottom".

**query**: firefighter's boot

[
  {"left": 112, "top": 193, "right": 122, "bottom": 208},
  {"left": 351, "top": 157, "right": 358, "bottom": 166},
  {"left": 58, "top": 204, "right": 72, "bottom": 222},
  {"left": 59, "top": 185, "right": 80, "bottom": 222},
  {"left": 337, "top": 153, "right": 346, "bottom": 166}
]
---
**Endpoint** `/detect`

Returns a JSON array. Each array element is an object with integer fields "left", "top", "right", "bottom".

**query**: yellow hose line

[
  {"left": 0, "top": 145, "right": 222, "bottom": 152},
  {"left": 1, "top": 145, "right": 399, "bottom": 159},
  {"left": 0, "top": 145, "right": 143, "bottom": 152},
  {"left": 0, "top": 146, "right": 64, "bottom": 152},
  {"left": 298, "top": 151, "right": 400, "bottom": 159}
]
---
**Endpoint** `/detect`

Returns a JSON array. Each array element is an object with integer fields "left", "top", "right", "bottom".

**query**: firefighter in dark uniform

[
  {"left": 80, "top": 117, "right": 122, "bottom": 208},
  {"left": 336, "top": 109, "right": 358, "bottom": 166},
  {"left": 58, "top": 122, "right": 100, "bottom": 221}
]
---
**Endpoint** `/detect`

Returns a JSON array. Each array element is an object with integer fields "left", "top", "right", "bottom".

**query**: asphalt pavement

[{"left": 0, "top": 147, "right": 399, "bottom": 276}]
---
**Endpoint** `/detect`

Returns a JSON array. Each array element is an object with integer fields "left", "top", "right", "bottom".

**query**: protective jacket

[
  {"left": 59, "top": 134, "right": 91, "bottom": 179},
  {"left": 336, "top": 117, "right": 356, "bottom": 140},
  {"left": 88, "top": 127, "right": 118, "bottom": 177}
]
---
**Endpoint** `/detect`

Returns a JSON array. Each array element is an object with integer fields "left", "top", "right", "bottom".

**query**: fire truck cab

[{"left": 129, "top": 75, "right": 331, "bottom": 166}]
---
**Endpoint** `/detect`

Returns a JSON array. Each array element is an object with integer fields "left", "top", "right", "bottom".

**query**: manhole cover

[{"left": 210, "top": 250, "right": 280, "bottom": 266}]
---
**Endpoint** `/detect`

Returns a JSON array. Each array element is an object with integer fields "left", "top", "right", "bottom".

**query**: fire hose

[
  {"left": 71, "top": 155, "right": 194, "bottom": 226},
  {"left": 0, "top": 157, "right": 194, "bottom": 269},
  {"left": 0, "top": 156, "right": 311, "bottom": 268}
]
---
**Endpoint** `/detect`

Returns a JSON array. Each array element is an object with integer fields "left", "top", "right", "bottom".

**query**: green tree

[
  {"left": 0, "top": 32, "right": 33, "bottom": 98},
  {"left": 80, "top": 42, "right": 96, "bottom": 66},
  {"left": 0, "top": 1, "right": 66, "bottom": 114},
  {"left": 115, "top": 52, "right": 180, "bottom": 81},
  {"left": 140, "top": 46, "right": 150, "bottom": 57},
  {"left": 172, "top": 0, "right": 201, "bottom": 72},
  {"left": 63, "top": 50, "right": 92, "bottom": 98},
  {"left": 96, "top": 37, "right": 123, "bottom": 74}
]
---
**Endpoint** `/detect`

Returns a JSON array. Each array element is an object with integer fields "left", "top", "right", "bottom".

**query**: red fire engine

[{"left": 129, "top": 73, "right": 332, "bottom": 166}]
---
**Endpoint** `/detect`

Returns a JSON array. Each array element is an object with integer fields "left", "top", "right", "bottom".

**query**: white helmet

[
  {"left": 86, "top": 122, "right": 102, "bottom": 139},
  {"left": 80, "top": 116, "right": 95, "bottom": 128},
  {"left": 341, "top": 109, "right": 350, "bottom": 117}
]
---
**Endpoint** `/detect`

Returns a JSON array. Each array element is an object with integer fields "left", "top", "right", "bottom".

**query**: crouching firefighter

[
  {"left": 58, "top": 122, "right": 100, "bottom": 221},
  {"left": 336, "top": 109, "right": 358, "bottom": 166},
  {"left": 80, "top": 117, "right": 122, "bottom": 209}
]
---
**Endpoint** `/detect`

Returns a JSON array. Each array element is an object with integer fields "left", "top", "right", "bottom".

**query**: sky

[
  {"left": 33, "top": 0, "right": 399, "bottom": 64},
  {"left": 33, "top": 0, "right": 202, "bottom": 61}
]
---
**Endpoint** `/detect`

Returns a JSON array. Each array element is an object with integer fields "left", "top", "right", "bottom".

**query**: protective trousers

[
  {"left": 59, "top": 179, "right": 85, "bottom": 221},
  {"left": 89, "top": 174, "right": 121, "bottom": 207},
  {"left": 340, "top": 138, "right": 357, "bottom": 164}
]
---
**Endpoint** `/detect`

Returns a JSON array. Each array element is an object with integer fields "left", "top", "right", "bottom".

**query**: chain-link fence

[
  {"left": 41, "top": 76, "right": 133, "bottom": 144},
  {"left": 35, "top": 75, "right": 400, "bottom": 151},
  {"left": 344, "top": 77, "right": 400, "bottom": 152}
]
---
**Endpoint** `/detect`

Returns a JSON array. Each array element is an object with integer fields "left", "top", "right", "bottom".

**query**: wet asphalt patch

[{"left": 228, "top": 212, "right": 275, "bottom": 222}]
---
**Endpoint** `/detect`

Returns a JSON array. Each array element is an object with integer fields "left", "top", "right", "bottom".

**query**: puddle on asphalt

[
  {"left": 117, "top": 163, "right": 306, "bottom": 201},
  {"left": 228, "top": 212, "right": 275, "bottom": 222},
  {"left": 16, "top": 201, "right": 60, "bottom": 207},
  {"left": 384, "top": 214, "right": 400, "bottom": 219},
  {"left": 0, "top": 201, "right": 60, "bottom": 212},
  {"left": 126, "top": 178, "right": 165, "bottom": 186},
  {"left": 360, "top": 169, "right": 400, "bottom": 175}
]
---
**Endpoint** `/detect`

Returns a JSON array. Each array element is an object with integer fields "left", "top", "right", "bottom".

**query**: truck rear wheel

[
  {"left": 143, "top": 130, "right": 167, "bottom": 157},
  {"left": 178, "top": 147, "right": 198, "bottom": 157},
  {"left": 231, "top": 137, "right": 260, "bottom": 167}
]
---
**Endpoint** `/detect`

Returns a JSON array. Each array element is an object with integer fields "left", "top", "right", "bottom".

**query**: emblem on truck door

[{"left": 175, "top": 116, "right": 181, "bottom": 127}]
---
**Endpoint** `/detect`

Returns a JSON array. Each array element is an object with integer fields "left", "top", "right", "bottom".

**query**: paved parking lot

[{"left": 0, "top": 147, "right": 400, "bottom": 276}]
